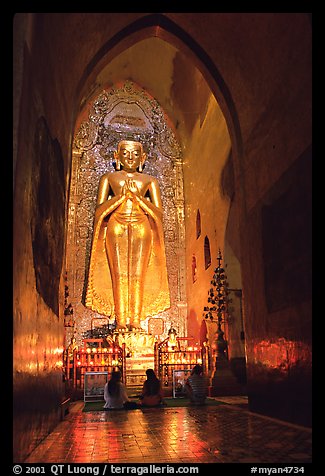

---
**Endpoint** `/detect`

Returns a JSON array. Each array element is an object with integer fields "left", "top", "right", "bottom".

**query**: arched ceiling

[{"left": 80, "top": 37, "right": 221, "bottom": 152}]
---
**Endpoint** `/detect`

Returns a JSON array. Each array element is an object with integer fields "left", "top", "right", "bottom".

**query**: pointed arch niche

[
  {"left": 66, "top": 28, "right": 243, "bottom": 351},
  {"left": 66, "top": 81, "right": 187, "bottom": 345}
]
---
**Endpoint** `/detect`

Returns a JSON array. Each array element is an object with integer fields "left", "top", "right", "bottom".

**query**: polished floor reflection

[{"left": 24, "top": 399, "right": 312, "bottom": 463}]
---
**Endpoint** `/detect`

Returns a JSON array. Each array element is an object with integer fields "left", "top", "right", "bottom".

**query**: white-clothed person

[{"left": 104, "top": 370, "right": 129, "bottom": 409}]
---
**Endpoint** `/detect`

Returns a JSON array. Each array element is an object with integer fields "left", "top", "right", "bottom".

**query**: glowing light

[
  {"left": 252, "top": 338, "right": 312, "bottom": 371},
  {"left": 53, "top": 346, "right": 64, "bottom": 355}
]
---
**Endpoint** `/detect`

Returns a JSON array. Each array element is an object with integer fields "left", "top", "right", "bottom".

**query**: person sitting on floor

[
  {"left": 184, "top": 364, "right": 208, "bottom": 405},
  {"left": 104, "top": 370, "right": 130, "bottom": 409},
  {"left": 139, "top": 369, "right": 163, "bottom": 407}
]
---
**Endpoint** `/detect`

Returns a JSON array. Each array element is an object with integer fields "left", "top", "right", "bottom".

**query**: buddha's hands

[{"left": 122, "top": 179, "right": 140, "bottom": 199}]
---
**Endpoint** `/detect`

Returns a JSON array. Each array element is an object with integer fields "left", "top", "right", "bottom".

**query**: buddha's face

[{"left": 115, "top": 140, "right": 145, "bottom": 171}]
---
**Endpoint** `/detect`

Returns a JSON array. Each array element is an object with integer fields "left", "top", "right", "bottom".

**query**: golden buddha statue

[{"left": 85, "top": 140, "right": 170, "bottom": 329}]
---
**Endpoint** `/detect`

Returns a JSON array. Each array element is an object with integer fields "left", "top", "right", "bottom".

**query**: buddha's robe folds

[{"left": 85, "top": 180, "right": 170, "bottom": 326}]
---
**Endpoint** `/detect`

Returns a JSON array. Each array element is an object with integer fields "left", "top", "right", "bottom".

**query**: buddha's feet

[{"left": 115, "top": 325, "right": 128, "bottom": 333}]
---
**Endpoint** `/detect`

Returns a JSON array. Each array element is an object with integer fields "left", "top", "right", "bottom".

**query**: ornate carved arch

[{"left": 66, "top": 81, "right": 187, "bottom": 342}]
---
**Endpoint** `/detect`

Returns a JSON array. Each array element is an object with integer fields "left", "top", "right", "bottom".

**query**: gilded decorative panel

[{"left": 66, "top": 82, "right": 187, "bottom": 345}]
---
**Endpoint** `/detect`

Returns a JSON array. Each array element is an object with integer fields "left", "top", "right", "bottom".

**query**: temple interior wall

[{"left": 13, "top": 13, "right": 312, "bottom": 462}]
